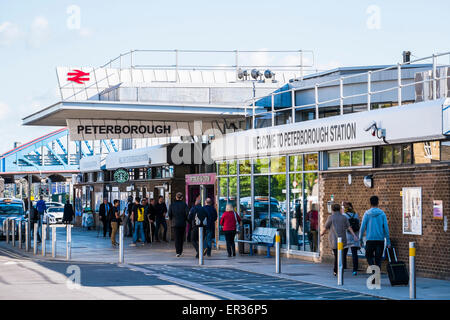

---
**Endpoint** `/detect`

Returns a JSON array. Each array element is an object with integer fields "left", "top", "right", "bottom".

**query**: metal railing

[
  {"left": 246, "top": 51, "right": 450, "bottom": 128},
  {"left": 59, "top": 49, "right": 316, "bottom": 102}
]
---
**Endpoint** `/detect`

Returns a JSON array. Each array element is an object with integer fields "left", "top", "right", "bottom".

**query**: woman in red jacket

[{"left": 219, "top": 204, "right": 241, "bottom": 257}]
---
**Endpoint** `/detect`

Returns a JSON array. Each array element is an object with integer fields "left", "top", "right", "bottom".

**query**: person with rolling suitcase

[
  {"left": 359, "top": 195, "right": 391, "bottom": 269},
  {"left": 386, "top": 246, "right": 409, "bottom": 286}
]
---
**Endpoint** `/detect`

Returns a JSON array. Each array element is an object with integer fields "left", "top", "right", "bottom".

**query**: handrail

[{"left": 246, "top": 51, "right": 450, "bottom": 128}]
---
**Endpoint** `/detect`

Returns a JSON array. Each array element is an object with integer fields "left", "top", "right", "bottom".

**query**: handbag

[{"left": 233, "top": 211, "right": 240, "bottom": 233}]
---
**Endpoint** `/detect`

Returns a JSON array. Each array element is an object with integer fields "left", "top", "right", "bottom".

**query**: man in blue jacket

[
  {"left": 359, "top": 195, "right": 391, "bottom": 268},
  {"left": 35, "top": 196, "right": 47, "bottom": 242}
]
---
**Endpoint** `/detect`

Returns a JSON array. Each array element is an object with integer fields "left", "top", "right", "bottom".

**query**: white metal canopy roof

[{"left": 22, "top": 100, "right": 248, "bottom": 126}]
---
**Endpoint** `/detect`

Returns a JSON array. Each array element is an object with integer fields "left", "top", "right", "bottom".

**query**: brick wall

[{"left": 319, "top": 164, "right": 450, "bottom": 280}]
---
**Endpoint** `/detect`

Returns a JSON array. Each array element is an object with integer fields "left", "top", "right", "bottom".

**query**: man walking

[
  {"left": 168, "top": 192, "right": 189, "bottom": 257},
  {"left": 188, "top": 198, "right": 208, "bottom": 258},
  {"left": 99, "top": 198, "right": 112, "bottom": 237},
  {"left": 110, "top": 199, "right": 121, "bottom": 247},
  {"left": 130, "top": 197, "right": 146, "bottom": 247},
  {"left": 35, "top": 196, "right": 46, "bottom": 242},
  {"left": 154, "top": 196, "right": 168, "bottom": 242},
  {"left": 203, "top": 198, "right": 217, "bottom": 257},
  {"left": 359, "top": 195, "right": 391, "bottom": 268}
]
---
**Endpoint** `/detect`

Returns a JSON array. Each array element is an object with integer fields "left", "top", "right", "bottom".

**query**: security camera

[{"left": 364, "top": 121, "right": 377, "bottom": 132}]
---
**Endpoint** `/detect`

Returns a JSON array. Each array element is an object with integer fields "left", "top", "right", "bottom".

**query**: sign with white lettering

[{"left": 211, "top": 98, "right": 447, "bottom": 160}]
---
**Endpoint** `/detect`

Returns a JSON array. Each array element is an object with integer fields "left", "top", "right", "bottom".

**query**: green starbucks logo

[{"left": 113, "top": 168, "right": 129, "bottom": 183}]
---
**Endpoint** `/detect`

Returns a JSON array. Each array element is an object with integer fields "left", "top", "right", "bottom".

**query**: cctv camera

[{"left": 364, "top": 121, "right": 377, "bottom": 132}]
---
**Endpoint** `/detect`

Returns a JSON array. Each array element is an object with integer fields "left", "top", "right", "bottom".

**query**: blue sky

[{"left": 0, "top": 0, "right": 449, "bottom": 153}]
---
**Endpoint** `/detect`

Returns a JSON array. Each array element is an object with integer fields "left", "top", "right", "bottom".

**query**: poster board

[
  {"left": 433, "top": 200, "right": 443, "bottom": 220},
  {"left": 402, "top": 187, "right": 422, "bottom": 235}
]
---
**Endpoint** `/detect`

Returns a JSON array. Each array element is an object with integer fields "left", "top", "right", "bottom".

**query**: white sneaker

[
  {"left": 129, "top": 243, "right": 136, "bottom": 247},
  {"left": 176, "top": 254, "right": 181, "bottom": 257}
]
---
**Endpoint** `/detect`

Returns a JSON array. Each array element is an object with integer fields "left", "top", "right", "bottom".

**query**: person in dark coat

[
  {"left": 203, "top": 198, "right": 217, "bottom": 257},
  {"left": 188, "top": 198, "right": 208, "bottom": 258},
  {"left": 99, "top": 198, "right": 112, "bottom": 237},
  {"left": 168, "top": 192, "right": 189, "bottom": 257},
  {"left": 63, "top": 200, "right": 75, "bottom": 224},
  {"left": 154, "top": 196, "right": 168, "bottom": 242}
]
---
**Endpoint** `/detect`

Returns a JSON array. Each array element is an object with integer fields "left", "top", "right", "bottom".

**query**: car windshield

[
  {"left": 48, "top": 208, "right": 64, "bottom": 212},
  {"left": 0, "top": 203, "right": 24, "bottom": 215}
]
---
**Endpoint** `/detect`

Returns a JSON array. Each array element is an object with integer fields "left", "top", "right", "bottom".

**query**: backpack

[
  {"left": 194, "top": 206, "right": 208, "bottom": 227},
  {"left": 345, "top": 212, "right": 360, "bottom": 232}
]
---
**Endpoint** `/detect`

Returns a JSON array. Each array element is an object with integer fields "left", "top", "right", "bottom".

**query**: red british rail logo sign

[{"left": 67, "top": 69, "right": 90, "bottom": 84}]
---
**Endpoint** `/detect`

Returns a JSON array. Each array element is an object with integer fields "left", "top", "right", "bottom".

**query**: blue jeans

[
  {"left": 133, "top": 221, "right": 145, "bottom": 244},
  {"left": 206, "top": 229, "right": 214, "bottom": 255}
]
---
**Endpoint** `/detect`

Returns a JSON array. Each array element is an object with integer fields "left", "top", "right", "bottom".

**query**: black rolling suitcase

[{"left": 386, "top": 247, "right": 409, "bottom": 286}]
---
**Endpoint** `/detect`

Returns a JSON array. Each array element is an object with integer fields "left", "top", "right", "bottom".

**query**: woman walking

[
  {"left": 219, "top": 204, "right": 241, "bottom": 257},
  {"left": 321, "top": 203, "right": 358, "bottom": 276},
  {"left": 343, "top": 202, "right": 361, "bottom": 276}
]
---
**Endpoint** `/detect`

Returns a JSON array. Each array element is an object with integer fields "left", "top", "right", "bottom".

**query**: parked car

[
  {"left": 42, "top": 202, "right": 64, "bottom": 224},
  {"left": 45, "top": 207, "right": 64, "bottom": 224},
  {"left": 0, "top": 198, "right": 27, "bottom": 240}
]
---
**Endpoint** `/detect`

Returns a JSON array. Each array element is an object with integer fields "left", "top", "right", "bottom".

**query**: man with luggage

[
  {"left": 168, "top": 192, "right": 189, "bottom": 257},
  {"left": 203, "top": 198, "right": 217, "bottom": 257},
  {"left": 359, "top": 195, "right": 391, "bottom": 268}
]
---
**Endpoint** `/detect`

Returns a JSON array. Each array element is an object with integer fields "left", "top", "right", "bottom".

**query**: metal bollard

[
  {"left": 11, "top": 220, "right": 15, "bottom": 247},
  {"left": 199, "top": 227, "right": 204, "bottom": 266},
  {"left": 51, "top": 226, "right": 56, "bottom": 258},
  {"left": 25, "top": 222, "right": 29, "bottom": 252},
  {"left": 33, "top": 223, "right": 38, "bottom": 255},
  {"left": 66, "top": 224, "right": 72, "bottom": 261},
  {"left": 337, "top": 237, "right": 344, "bottom": 285},
  {"left": 119, "top": 225, "right": 124, "bottom": 264},
  {"left": 409, "top": 242, "right": 416, "bottom": 299},
  {"left": 42, "top": 224, "right": 47, "bottom": 256},
  {"left": 275, "top": 231, "right": 281, "bottom": 273},
  {"left": 18, "top": 221, "right": 22, "bottom": 249},
  {"left": 5, "top": 219, "right": 9, "bottom": 244}
]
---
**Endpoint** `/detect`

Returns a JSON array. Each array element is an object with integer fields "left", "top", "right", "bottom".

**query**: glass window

[
  {"left": 304, "top": 153, "right": 318, "bottom": 171},
  {"left": 381, "top": 146, "right": 392, "bottom": 164},
  {"left": 364, "top": 149, "right": 373, "bottom": 166},
  {"left": 270, "top": 156, "right": 286, "bottom": 173},
  {"left": 217, "top": 162, "right": 227, "bottom": 176},
  {"left": 254, "top": 158, "right": 269, "bottom": 174},
  {"left": 402, "top": 144, "right": 412, "bottom": 164},
  {"left": 218, "top": 177, "right": 228, "bottom": 241},
  {"left": 339, "top": 151, "right": 350, "bottom": 167},
  {"left": 229, "top": 161, "right": 237, "bottom": 175},
  {"left": 239, "top": 176, "right": 252, "bottom": 241},
  {"left": 253, "top": 175, "right": 269, "bottom": 228},
  {"left": 328, "top": 152, "right": 339, "bottom": 168},
  {"left": 153, "top": 167, "right": 162, "bottom": 179},
  {"left": 239, "top": 160, "right": 251, "bottom": 174},
  {"left": 413, "top": 141, "right": 440, "bottom": 164},
  {"left": 271, "top": 175, "right": 287, "bottom": 247},
  {"left": 289, "top": 155, "right": 303, "bottom": 172},
  {"left": 441, "top": 141, "right": 450, "bottom": 162},
  {"left": 304, "top": 172, "right": 319, "bottom": 253},
  {"left": 289, "top": 173, "right": 303, "bottom": 251},
  {"left": 351, "top": 150, "right": 363, "bottom": 166},
  {"left": 393, "top": 145, "right": 402, "bottom": 164}
]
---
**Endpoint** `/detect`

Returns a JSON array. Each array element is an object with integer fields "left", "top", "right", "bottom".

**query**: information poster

[
  {"left": 402, "top": 187, "right": 422, "bottom": 235},
  {"left": 433, "top": 200, "right": 443, "bottom": 220}
]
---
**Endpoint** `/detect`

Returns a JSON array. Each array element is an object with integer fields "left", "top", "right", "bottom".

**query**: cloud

[
  {"left": 0, "top": 21, "right": 22, "bottom": 46},
  {"left": 0, "top": 102, "right": 10, "bottom": 120},
  {"left": 28, "top": 16, "right": 50, "bottom": 48}
]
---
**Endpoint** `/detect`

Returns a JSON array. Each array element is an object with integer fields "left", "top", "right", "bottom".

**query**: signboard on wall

[
  {"left": 433, "top": 200, "right": 443, "bottom": 220},
  {"left": 402, "top": 187, "right": 422, "bottom": 235}
]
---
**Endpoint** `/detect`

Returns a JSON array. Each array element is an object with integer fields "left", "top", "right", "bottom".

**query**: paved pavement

[{"left": 1, "top": 226, "right": 450, "bottom": 300}]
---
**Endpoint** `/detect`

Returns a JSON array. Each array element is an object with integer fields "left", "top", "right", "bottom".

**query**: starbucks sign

[{"left": 113, "top": 168, "right": 129, "bottom": 183}]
